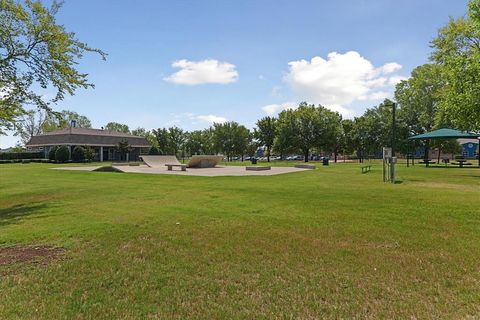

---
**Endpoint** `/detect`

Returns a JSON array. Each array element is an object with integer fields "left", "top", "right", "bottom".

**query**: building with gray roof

[{"left": 26, "top": 126, "right": 150, "bottom": 162}]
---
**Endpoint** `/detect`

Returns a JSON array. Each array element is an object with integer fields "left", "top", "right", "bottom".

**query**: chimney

[{"left": 70, "top": 120, "right": 77, "bottom": 128}]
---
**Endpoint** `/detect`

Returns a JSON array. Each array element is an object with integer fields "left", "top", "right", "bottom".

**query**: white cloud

[
  {"left": 388, "top": 75, "right": 408, "bottom": 85},
  {"left": 284, "top": 51, "right": 404, "bottom": 115},
  {"left": 378, "top": 62, "right": 402, "bottom": 74},
  {"left": 261, "top": 101, "right": 297, "bottom": 116},
  {"left": 196, "top": 114, "right": 228, "bottom": 124},
  {"left": 164, "top": 59, "right": 238, "bottom": 85},
  {"left": 360, "top": 91, "right": 390, "bottom": 101},
  {"left": 165, "top": 112, "right": 228, "bottom": 128}
]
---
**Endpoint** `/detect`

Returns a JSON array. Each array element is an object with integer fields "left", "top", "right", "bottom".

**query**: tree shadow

[{"left": 0, "top": 203, "right": 52, "bottom": 227}]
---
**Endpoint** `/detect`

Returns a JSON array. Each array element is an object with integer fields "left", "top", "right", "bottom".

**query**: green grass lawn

[{"left": 0, "top": 162, "right": 479, "bottom": 318}]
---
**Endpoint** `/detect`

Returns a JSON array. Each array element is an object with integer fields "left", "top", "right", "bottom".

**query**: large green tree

[
  {"left": 255, "top": 116, "right": 276, "bottom": 162},
  {"left": 274, "top": 109, "right": 297, "bottom": 159},
  {"left": 0, "top": 0, "right": 105, "bottom": 134},
  {"left": 152, "top": 126, "right": 186, "bottom": 157},
  {"left": 131, "top": 127, "right": 157, "bottom": 147},
  {"left": 153, "top": 128, "right": 170, "bottom": 155},
  {"left": 16, "top": 108, "right": 91, "bottom": 145},
  {"left": 42, "top": 110, "right": 91, "bottom": 132},
  {"left": 350, "top": 99, "right": 406, "bottom": 161},
  {"left": 185, "top": 129, "right": 216, "bottom": 156},
  {"left": 167, "top": 126, "right": 186, "bottom": 158},
  {"left": 431, "top": 0, "right": 480, "bottom": 130},
  {"left": 275, "top": 103, "right": 343, "bottom": 162},
  {"left": 340, "top": 119, "right": 356, "bottom": 160},
  {"left": 213, "top": 121, "right": 249, "bottom": 161},
  {"left": 395, "top": 64, "right": 444, "bottom": 159},
  {"left": 104, "top": 122, "right": 130, "bottom": 133}
]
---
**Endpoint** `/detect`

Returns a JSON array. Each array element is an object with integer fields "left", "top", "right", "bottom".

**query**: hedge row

[
  {"left": 0, "top": 159, "right": 54, "bottom": 164},
  {"left": 0, "top": 152, "right": 44, "bottom": 160}
]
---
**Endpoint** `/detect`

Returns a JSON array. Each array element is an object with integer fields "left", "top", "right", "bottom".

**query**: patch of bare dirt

[{"left": 0, "top": 245, "right": 65, "bottom": 266}]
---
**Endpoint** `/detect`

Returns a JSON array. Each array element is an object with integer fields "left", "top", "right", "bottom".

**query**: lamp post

[{"left": 390, "top": 102, "right": 396, "bottom": 184}]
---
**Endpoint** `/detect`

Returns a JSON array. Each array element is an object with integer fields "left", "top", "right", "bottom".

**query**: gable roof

[{"left": 26, "top": 127, "right": 151, "bottom": 147}]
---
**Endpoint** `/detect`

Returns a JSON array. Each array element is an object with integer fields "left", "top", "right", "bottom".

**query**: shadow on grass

[{"left": 0, "top": 203, "right": 51, "bottom": 227}]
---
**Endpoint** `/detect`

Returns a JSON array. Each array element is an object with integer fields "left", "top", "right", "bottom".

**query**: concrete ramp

[
  {"left": 94, "top": 166, "right": 125, "bottom": 172},
  {"left": 140, "top": 155, "right": 180, "bottom": 168},
  {"left": 187, "top": 155, "right": 224, "bottom": 168}
]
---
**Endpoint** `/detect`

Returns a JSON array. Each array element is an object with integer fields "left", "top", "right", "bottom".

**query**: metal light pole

[{"left": 390, "top": 102, "right": 396, "bottom": 184}]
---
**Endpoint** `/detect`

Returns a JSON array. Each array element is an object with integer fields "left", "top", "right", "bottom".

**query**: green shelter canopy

[{"left": 408, "top": 128, "right": 479, "bottom": 140}]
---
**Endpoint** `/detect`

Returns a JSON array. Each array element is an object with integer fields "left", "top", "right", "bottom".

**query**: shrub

[
  {"left": 55, "top": 146, "right": 70, "bottom": 163},
  {"left": 0, "top": 152, "right": 44, "bottom": 160},
  {"left": 84, "top": 146, "right": 95, "bottom": 162},
  {"left": 148, "top": 146, "right": 160, "bottom": 155},
  {"left": 48, "top": 146, "right": 58, "bottom": 161},
  {"left": 72, "top": 146, "right": 85, "bottom": 162}
]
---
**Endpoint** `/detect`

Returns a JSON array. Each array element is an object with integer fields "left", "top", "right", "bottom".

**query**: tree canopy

[
  {"left": 0, "top": 0, "right": 105, "bottom": 134},
  {"left": 104, "top": 122, "right": 129, "bottom": 133},
  {"left": 255, "top": 116, "right": 276, "bottom": 161},
  {"left": 430, "top": 0, "right": 480, "bottom": 130}
]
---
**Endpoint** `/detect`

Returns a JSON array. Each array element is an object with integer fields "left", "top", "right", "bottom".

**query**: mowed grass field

[{"left": 0, "top": 161, "right": 479, "bottom": 319}]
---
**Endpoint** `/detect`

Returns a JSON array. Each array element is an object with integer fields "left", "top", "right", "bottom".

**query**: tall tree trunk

[
  {"left": 267, "top": 146, "right": 270, "bottom": 162},
  {"left": 304, "top": 149, "right": 309, "bottom": 162}
]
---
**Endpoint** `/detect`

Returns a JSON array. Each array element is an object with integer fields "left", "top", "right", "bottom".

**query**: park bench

[
  {"left": 165, "top": 163, "right": 187, "bottom": 171},
  {"left": 361, "top": 165, "right": 371, "bottom": 173}
]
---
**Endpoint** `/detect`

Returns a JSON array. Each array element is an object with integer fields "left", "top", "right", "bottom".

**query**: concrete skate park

[{"left": 52, "top": 155, "right": 312, "bottom": 176}]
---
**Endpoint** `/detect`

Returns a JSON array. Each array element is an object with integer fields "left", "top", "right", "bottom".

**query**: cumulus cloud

[
  {"left": 388, "top": 75, "right": 408, "bottom": 85},
  {"left": 164, "top": 59, "right": 238, "bottom": 85},
  {"left": 166, "top": 112, "right": 228, "bottom": 127},
  {"left": 261, "top": 101, "right": 298, "bottom": 116},
  {"left": 196, "top": 114, "right": 228, "bottom": 124},
  {"left": 284, "top": 51, "right": 404, "bottom": 115}
]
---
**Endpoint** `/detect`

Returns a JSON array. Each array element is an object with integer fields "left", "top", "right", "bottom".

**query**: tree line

[{"left": 3, "top": 0, "right": 480, "bottom": 161}]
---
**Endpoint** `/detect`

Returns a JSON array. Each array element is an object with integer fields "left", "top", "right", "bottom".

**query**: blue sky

[{"left": 0, "top": 0, "right": 469, "bottom": 148}]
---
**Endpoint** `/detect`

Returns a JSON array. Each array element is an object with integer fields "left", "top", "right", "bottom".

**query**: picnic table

[{"left": 452, "top": 159, "right": 472, "bottom": 168}]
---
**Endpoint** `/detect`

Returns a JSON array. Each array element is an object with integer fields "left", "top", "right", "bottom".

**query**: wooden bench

[
  {"left": 165, "top": 163, "right": 187, "bottom": 171},
  {"left": 361, "top": 165, "right": 371, "bottom": 173}
]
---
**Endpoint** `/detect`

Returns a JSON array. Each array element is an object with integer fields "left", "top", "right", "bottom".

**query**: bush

[
  {"left": 148, "top": 146, "right": 160, "bottom": 155},
  {"left": 48, "top": 146, "right": 58, "bottom": 161},
  {"left": 55, "top": 146, "right": 70, "bottom": 163},
  {"left": 84, "top": 146, "right": 95, "bottom": 162},
  {"left": 0, "top": 152, "right": 44, "bottom": 160},
  {"left": 72, "top": 146, "right": 85, "bottom": 162}
]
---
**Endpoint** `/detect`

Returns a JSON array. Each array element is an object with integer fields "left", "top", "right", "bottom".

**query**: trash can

[
  {"left": 322, "top": 157, "right": 329, "bottom": 166},
  {"left": 251, "top": 157, "right": 257, "bottom": 164}
]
